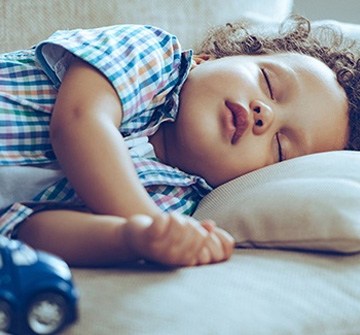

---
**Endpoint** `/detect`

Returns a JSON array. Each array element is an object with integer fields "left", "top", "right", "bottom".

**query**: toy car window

[{"left": 12, "top": 244, "right": 37, "bottom": 265}]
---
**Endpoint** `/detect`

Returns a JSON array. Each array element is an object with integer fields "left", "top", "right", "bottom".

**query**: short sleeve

[{"left": 35, "top": 24, "right": 188, "bottom": 133}]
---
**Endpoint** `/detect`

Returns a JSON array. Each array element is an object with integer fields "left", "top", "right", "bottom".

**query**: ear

[{"left": 191, "top": 53, "right": 212, "bottom": 68}]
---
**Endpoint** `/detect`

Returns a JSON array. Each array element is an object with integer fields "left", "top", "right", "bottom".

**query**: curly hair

[{"left": 198, "top": 15, "right": 360, "bottom": 151}]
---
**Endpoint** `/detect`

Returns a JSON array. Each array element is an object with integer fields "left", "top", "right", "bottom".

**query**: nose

[{"left": 250, "top": 100, "right": 274, "bottom": 135}]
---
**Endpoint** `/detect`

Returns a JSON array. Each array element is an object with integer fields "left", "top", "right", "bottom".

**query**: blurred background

[{"left": 293, "top": 0, "right": 360, "bottom": 24}]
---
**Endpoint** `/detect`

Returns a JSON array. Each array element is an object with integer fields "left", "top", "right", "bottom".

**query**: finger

[
  {"left": 165, "top": 213, "right": 208, "bottom": 241},
  {"left": 213, "top": 227, "right": 235, "bottom": 260},
  {"left": 176, "top": 224, "right": 209, "bottom": 265},
  {"left": 202, "top": 232, "right": 225, "bottom": 264},
  {"left": 164, "top": 214, "right": 208, "bottom": 265},
  {"left": 201, "top": 219, "right": 216, "bottom": 233},
  {"left": 196, "top": 246, "right": 212, "bottom": 265},
  {"left": 162, "top": 212, "right": 187, "bottom": 243}
]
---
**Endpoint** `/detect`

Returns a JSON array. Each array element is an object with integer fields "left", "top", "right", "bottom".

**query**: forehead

[
  {"left": 227, "top": 52, "right": 343, "bottom": 95},
  {"left": 260, "top": 53, "right": 334, "bottom": 77},
  {"left": 260, "top": 52, "right": 347, "bottom": 101}
]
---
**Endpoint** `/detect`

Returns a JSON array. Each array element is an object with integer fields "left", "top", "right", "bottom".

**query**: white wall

[{"left": 293, "top": 0, "right": 360, "bottom": 24}]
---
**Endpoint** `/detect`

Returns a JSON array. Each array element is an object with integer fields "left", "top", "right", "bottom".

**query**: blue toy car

[{"left": 0, "top": 236, "right": 78, "bottom": 334}]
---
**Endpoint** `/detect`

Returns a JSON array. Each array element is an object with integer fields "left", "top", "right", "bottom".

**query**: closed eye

[
  {"left": 261, "top": 68, "right": 274, "bottom": 100},
  {"left": 276, "top": 133, "right": 284, "bottom": 162}
]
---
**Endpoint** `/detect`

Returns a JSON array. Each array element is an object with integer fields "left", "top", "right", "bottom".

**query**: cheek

[
  {"left": 234, "top": 138, "right": 270, "bottom": 173},
  {"left": 191, "top": 64, "right": 243, "bottom": 92}
]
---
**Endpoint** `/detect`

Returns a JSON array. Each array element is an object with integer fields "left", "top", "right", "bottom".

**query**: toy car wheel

[
  {"left": 0, "top": 300, "right": 12, "bottom": 332},
  {"left": 26, "top": 292, "right": 68, "bottom": 335}
]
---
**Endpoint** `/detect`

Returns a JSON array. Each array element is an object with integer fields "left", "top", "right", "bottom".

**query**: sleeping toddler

[{"left": 1, "top": 15, "right": 359, "bottom": 267}]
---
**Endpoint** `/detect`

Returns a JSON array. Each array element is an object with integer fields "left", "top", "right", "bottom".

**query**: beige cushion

[
  {"left": 194, "top": 151, "right": 360, "bottom": 253},
  {"left": 66, "top": 250, "right": 360, "bottom": 335}
]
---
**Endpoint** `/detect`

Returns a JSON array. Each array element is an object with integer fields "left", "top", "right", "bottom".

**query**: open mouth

[{"left": 225, "top": 101, "right": 249, "bottom": 144}]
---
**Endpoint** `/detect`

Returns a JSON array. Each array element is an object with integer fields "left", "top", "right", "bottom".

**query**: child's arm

[
  {"left": 50, "top": 58, "right": 161, "bottom": 218},
  {"left": 19, "top": 210, "right": 234, "bottom": 267},
  {"left": 29, "top": 58, "right": 235, "bottom": 266}
]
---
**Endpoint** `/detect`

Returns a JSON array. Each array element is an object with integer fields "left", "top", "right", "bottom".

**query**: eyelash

[
  {"left": 261, "top": 68, "right": 282, "bottom": 161},
  {"left": 275, "top": 133, "right": 284, "bottom": 162},
  {"left": 261, "top": 68, "right": 274, "bottom": 100}
]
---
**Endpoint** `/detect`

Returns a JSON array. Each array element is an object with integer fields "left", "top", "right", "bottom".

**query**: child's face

[{"left": 166, "top": 53, "right": 349, "bottom": 187}]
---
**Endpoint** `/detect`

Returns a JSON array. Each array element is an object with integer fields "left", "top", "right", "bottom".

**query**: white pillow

[
  {"left": 313, "top": 19, "right": 360, "bottom": 44},
  {"left": 311, "top": 19, "right": 360, "bottom": 60},
  {"left": 194, "top": 151, "right": 360, "bottom": 253}
]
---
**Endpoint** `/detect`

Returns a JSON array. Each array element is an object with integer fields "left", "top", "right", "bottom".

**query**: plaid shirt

[{"left": 0, "top": 24, "right": 212, "bottom": 237}]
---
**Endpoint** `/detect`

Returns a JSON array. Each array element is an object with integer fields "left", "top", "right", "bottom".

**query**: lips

[{"left": 225, "top": 101, "right": 249, "bottom": 144}]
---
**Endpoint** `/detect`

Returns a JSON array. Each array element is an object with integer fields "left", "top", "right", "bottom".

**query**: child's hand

[
  {"left": 196, "top": 223, "right": 235, "bottom": 266},
  {"left": 125, "top": 213, "right": 234, "bottom": 267}
]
